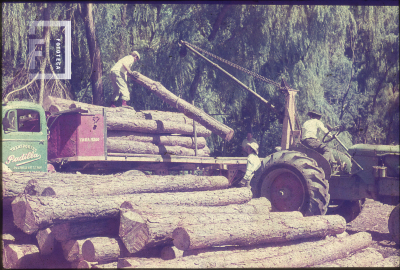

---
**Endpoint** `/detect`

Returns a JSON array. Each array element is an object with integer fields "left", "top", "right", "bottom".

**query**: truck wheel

[
  {"left": 388, "top": 204, "right": 399, "bottom": 245},
  {"left": 259, "top": 151, "right": 329, "bottom": 216},
  {"left": 327, "top": 199, "right": 365, "bottom": 223}
]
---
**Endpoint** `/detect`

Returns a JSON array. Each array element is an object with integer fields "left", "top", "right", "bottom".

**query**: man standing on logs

[
  {"left": 110, "top": 50, "right": 140, "bottom": 109},
  {"left": 238, "top": 128, "right": 261, "bottom": 188}
]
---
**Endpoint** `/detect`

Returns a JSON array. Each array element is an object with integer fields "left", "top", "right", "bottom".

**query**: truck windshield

[{"left": 3, "top": 109, "right": 41, "bottom": 133}]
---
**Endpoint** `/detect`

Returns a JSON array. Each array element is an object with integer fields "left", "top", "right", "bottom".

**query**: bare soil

[{"left": 346, "top": 199, "right": 399, "bottom": 262}]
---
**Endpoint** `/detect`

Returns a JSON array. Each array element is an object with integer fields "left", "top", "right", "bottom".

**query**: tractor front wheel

[{"left": 259, "top": 151, "right": 330, "bottom": 216}]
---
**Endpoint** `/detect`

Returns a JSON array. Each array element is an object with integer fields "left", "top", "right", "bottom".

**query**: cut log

[
  {"left": 120, "top": 197, "right": 271, "bottom": 216},
  {"left": 107, "top": 138, "right": 210, "bottom": 156},
  {"left": 36, "top": 227, "right": 54, "bottom": 255},
  {"left": 52, "top": 218, "right": 119, "bottom": 242},
  {"left": 82, "top": 237, "right": 121, "bottom": 263},
  {"left": 12, "top": 188, "right": 252, "bottom": 234},
  {"left": 119, "top": 207, "right": 302, "bottom": 253},
  {"left": 128, "top": 72, "right": 234, "bottom": 140},
  {"left": 43, "top": 96, "right": 146, "bottom": 119},
  {"left": 107, "top": 131, "right": 207, "bottom": 149},
  {"left": 172, "top": 215, "right": 346, "bottom": 250},
  {"left": 107, "top": 116, "right": 211, "bottom": 137},
  {"left": 314, "top": 247, "right": 383, "bottom": 267},
  {"left": 76, "top": 260, "right": 93, "bottom": 268},
  {"left": 3, "top": 244, "right": 41, "bottom": 269},
  {"left": 132, "top": 232, "right": 372, "bottom": 268},
  {"left": 62, "top": 239, "right": 86, "bottom": 262},
  {"left": 160, "top": 246, "right": 184, "bottom": 260},
  {"left": 6, "top": 172, "right": 228, "bottom": 197},
  {"left": 142, "top": 110, "right": 196, "bottom": 125},
  {"left": 373, "top": 255, "right": 400, "bottom": 268}
]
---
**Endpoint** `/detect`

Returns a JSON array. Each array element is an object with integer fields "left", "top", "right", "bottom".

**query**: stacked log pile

[
  {"left": 44, "top": 96, "right": 225, "bottom": 156},
  {"left": 3, "top": 170, "right": 395, "bottom": 268}
]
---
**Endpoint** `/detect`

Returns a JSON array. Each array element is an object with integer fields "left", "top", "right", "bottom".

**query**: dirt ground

[{"left": 345, "top": 199, "right": 399, "bottom": 263}]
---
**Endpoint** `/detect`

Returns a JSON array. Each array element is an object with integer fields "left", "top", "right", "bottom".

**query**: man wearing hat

[
  {"left": 110, "top": 50, "right": 141, "bottom": 109},
  {"left": 239, "top": 128, "right": 261, "bottom": 188},
  {"left": 302, "top": 110, "right": 333, "bottom": 163}
]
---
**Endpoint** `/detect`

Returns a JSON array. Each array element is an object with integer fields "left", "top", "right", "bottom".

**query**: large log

[
  {"left": 129, "top": 232, "right": 372, "bottom": 268},
  {"left": 36, "top": 227, "right": 55, "bottom": 255},
  {"left": 52, "top": 218, "right": 119, "bottom": 242},
  {"left": 62, "top": 239, "right": 85, "bottom": 262},
  {"left": 12, "top": 188, "right": 253, "bottom": 234},
  {"left": 107, "top": 131, "right": 207, "bottom": 149},
  {"left": 3, "top": 244, "right": 41, "bottom": 268},
  {"left": 107, "top": 116, "right": 211, "bottom": 137},
  {"left": 119, "top": 206, "right": 302, "bottom": 253},
  {"left": 129, "top": 72, "right": 234, "bottom": 141},
  {"left": 373, "top": 255, "right": 400, "bottom": 268},
  {"left": 43, "top": 96, "right": 146, "bottom": 119},
  {"left": 142, "top": 110, "right": 195, "bottom": 125},
  {"left": 107, "top": 138, "right": 210, "bottom": 156},
  {"left": 82, "top": 237, "right": 122, "bottom": 263},
  {"left": 172, "top": 215, "right": 346, "bottom": 250},
  {"left": 6, "top": 172, "right": 228, "bottom": 197},
  {"left": 314, "top": 247, "right": 383, "bottom": 267},
  {"left": 120, "top": 197, "right": 272, "bottom": 216}
]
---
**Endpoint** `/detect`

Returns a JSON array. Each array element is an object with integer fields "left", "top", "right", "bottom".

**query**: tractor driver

[
  {"left": 301, "top": 110, "right": 334, "bottom": 163},
  {"left": 110, "top": 50, "right": 140, "bottom": 109}
]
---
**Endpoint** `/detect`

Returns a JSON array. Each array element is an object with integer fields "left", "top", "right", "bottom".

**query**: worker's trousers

[{"left": 110, "top": 71, "right": 130, "bottom": 102}]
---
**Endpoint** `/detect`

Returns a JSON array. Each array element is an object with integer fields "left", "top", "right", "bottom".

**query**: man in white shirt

[
  {"left": 238, "top": 129, "right": 261, "bottom": 188},
  {"left": 110, "top": 50, "right": 140, "bottom": 108},
  {"left": 301, "top": 110, "right": 333, "bottom": 163}
]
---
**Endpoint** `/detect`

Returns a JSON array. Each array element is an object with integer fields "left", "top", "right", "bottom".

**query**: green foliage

[{"left": 2, "top": 4, "right": 399, "bottom": 156}]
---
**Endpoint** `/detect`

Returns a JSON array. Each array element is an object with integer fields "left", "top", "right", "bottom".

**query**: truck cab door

[{"left": 2, "top": 107, "right": 48, "bottom": 172}]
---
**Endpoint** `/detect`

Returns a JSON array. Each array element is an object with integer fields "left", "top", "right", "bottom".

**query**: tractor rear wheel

[
  {"left": 259, "top": 151, "right": 330, "bottom": 216},
  {"left": 326, "top": 199, "right": 366, "bottom": 223},
  {"left": 388, "top": 204, "right": 399, "bottom": 245}
]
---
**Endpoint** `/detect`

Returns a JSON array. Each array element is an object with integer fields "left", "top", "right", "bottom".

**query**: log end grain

[
  {"left": 82, "top": 240, "right": 97, "bottom": 262},
  {"left": 36, "top": 227, "right": 55, "bottom": 255},
  {"left": 62, "top": 239, "right": 84, "bottom": 262},
  {"left": 225, "top": 129, "right": 234, "bottom": 141},
  {"left": 172, "top": 227, "right": 190, "bottom": 251},
  {"left": 119, "top": 209, "right": 150, "bottom": 253},
  {"left": 11, "top": 195, "right": 38, "bottom": 235}
]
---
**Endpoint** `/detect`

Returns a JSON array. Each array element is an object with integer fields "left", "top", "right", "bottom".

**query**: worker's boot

[{"left": 121, "top": 100, "right": 135, "bottom": 110}]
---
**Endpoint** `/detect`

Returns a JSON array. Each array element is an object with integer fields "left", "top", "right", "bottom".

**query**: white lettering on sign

[
  {"left": 10, "top": 144, "right": 37, "bottom": 152},
  {"left": 6, "top": 151, "right": 41, "bottom": 166},
  {"left": 79, "top": 137, "right": 100, "bottom": 142}
]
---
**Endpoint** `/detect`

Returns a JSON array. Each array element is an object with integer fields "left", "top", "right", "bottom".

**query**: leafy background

[{"left": 2, "top": 3, "right": 399, "bottom": 157}]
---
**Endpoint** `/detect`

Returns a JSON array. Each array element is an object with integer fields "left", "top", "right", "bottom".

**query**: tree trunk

[
  {"left": 107, "top": 131, "right": 207, "bottom": 149},
  {"left": 107, "top": 117, "right": 211, "bottom": 137},
  {"left": 208, "top": 4, "right": 231, "bottom": 41},
  {"left": 142, "top": 110, "right": 196, "bottom": 125},
  {"left": 36, "top": 227, "right": 54, "bottom": 255},
  {"left": 38, "top": 3, "right": 50, "bottom": 105},
  {"left": 119, "top": 208, "right": 302, "bottom": 253},
  {"left": 92, "top": 261, "right": 118, "bottom": 268},
  {"left": 107, "top": 139, "right": 210, "bottom": 156},
  {"left": 128, "top": 72, "right": 234, "bottom": 141},
  {"left": 373, "top": 255, "right": 400, "bottom": 268},
  {"left": 52, "top": 218, "right": 119, "bottom": 242},
  {"left": 81, "top": 3, "right": 104, "bottom": 106},
  {"left": 3, "top": 244, "right": 41, "bottom": 269},
  {"left": 82, "top": 237, "right": 122, "bottom": 263},
  {"left": 5, "top": 172, "right": 227, "bottom": 197},
  {"left": 132, "top": 232, "right": 372, "bottom": 268},
  {"left": 12, "top": 188, "right": 253, "bottom": 234},
  {"left": 172, "top": 215, "right": 346, "bottom": 250},
  {"left": 315, "top": 247, "right": 383, "bottom": 267},
  {"left": 120, "top": 197, "right": 271, "bottom": 216},
  {"left": 62, "top": 239, "right": 85, "bottom": 262}
]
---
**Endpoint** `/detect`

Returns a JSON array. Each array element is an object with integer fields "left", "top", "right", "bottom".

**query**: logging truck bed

[{"left": 49, "top": 154, "right": 248, "bottom": 165}]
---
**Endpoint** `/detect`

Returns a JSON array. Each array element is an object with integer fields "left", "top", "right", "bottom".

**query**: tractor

[{"left": 180, "top": 40, "right": 400, "bottom": 244}]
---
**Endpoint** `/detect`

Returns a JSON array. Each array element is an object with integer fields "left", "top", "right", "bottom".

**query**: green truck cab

[{"left": 2, "top": 101, "right": 48, "bottom": 172}]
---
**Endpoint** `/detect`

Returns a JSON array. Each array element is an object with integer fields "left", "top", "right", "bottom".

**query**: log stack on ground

[
  {"left": 11, "top": 187, "right": 253, "bottom": 234},
  {"left": 44, "top": 95, "right": 229, "bottom": 158}
]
